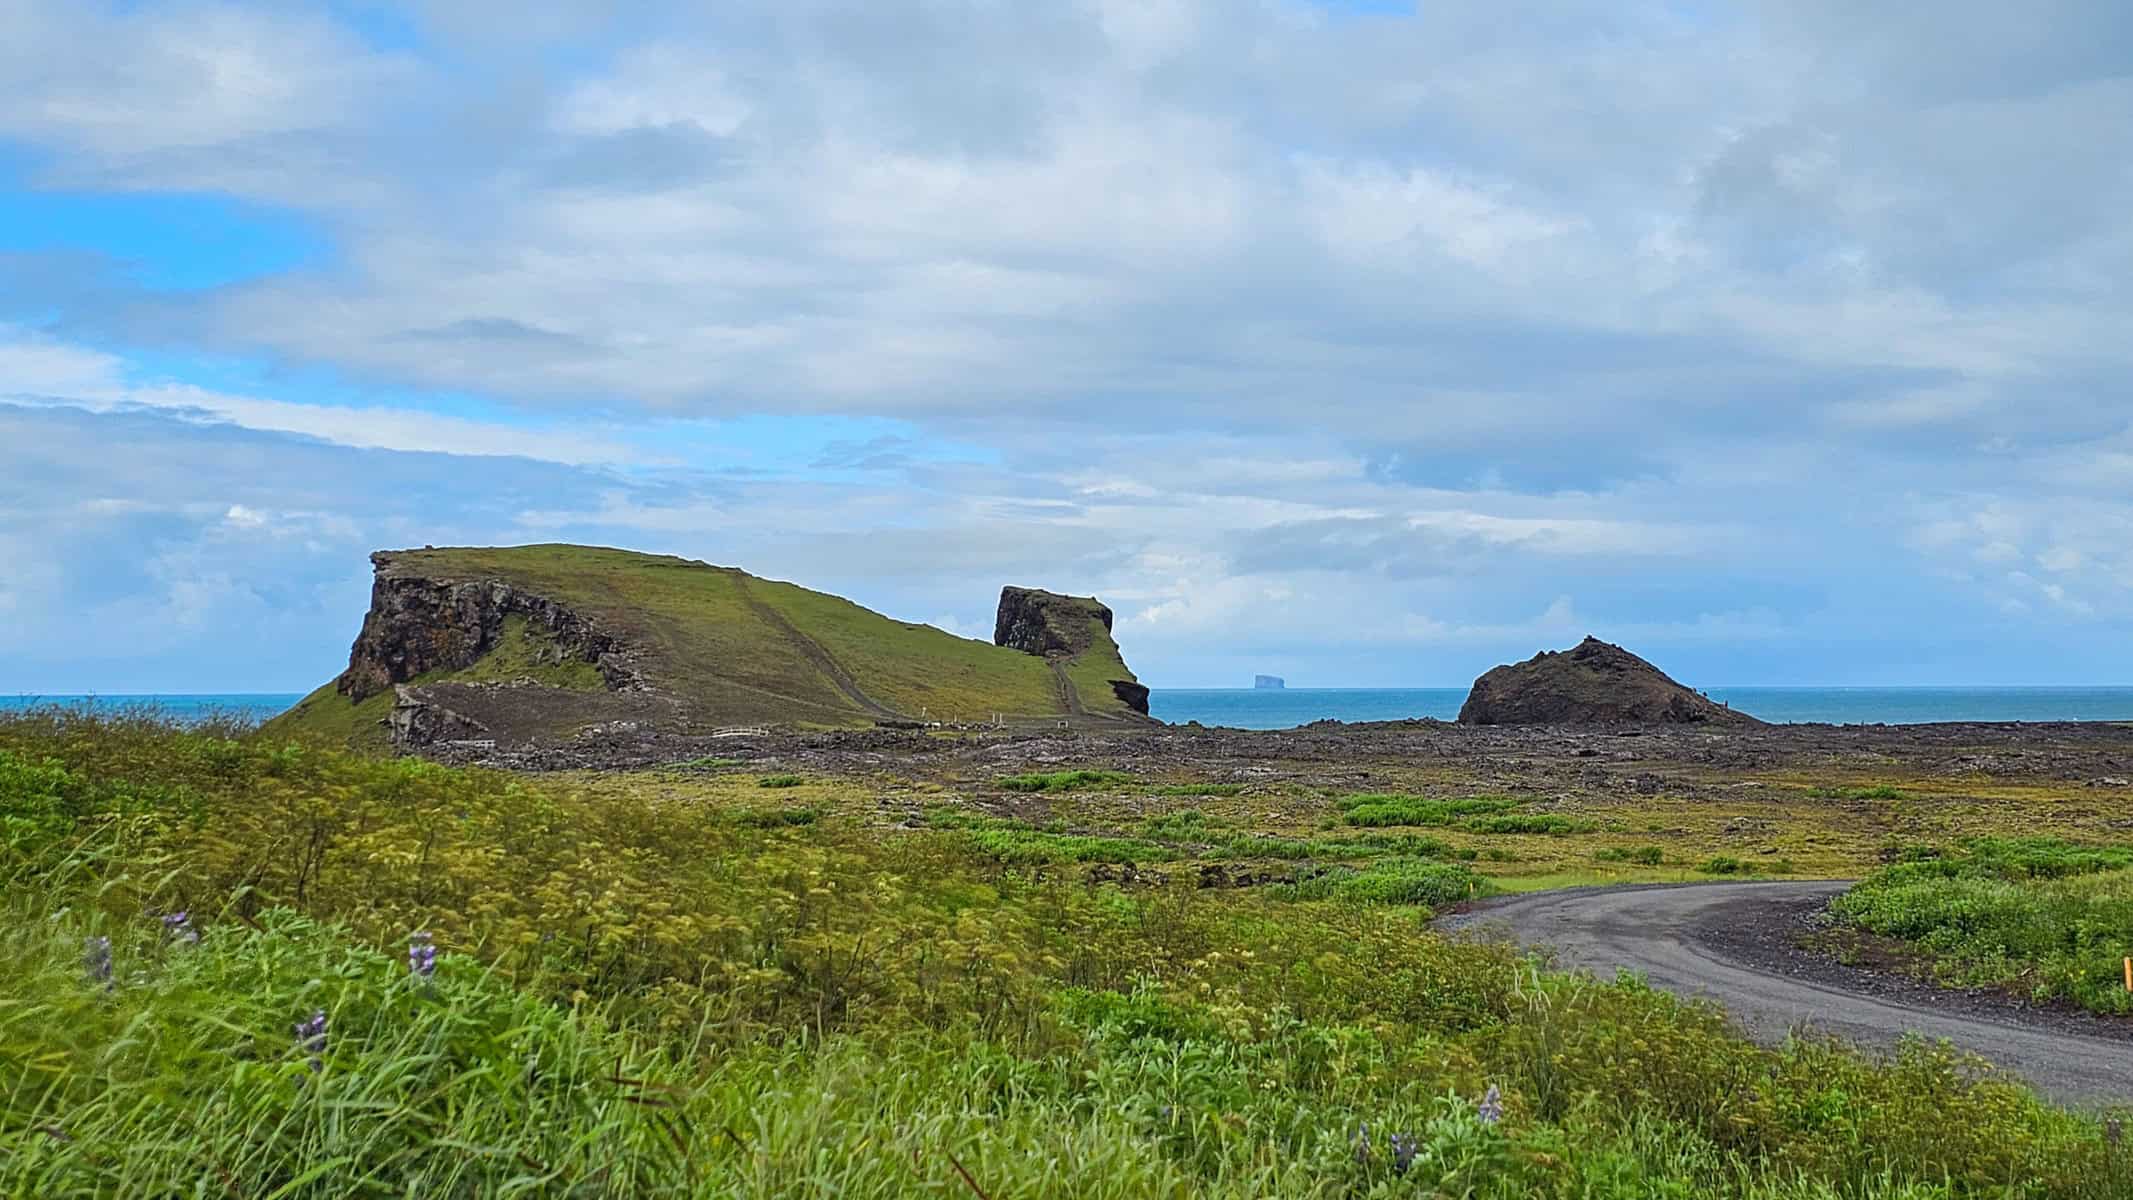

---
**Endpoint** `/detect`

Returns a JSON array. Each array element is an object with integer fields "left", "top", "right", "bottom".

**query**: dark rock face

[
  {"left": 993, "top": 586, "right": 1114, "bottom": 657},
  {"left": 1110, "top": 679, "right": 1152, "bottom": 714},
  {"left": 1457, "top": 636, "right": 1761, "bottom": 727},
  {"left": 336, "top": 552, "right": 639, "bottom": 703},
  {"left": 994, "top": 586, "right": 1150, "bottom": 718}
]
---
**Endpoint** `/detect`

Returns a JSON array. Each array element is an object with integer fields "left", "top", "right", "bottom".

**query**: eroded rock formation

[
  {"left": 1457, "top": 636, "right": 1761, "bottom": 727},
  {"left": 993, "top": 586, "right": 1115, "bottom": 657},
  {"left": 994, "top": 586, "right": 1150, "bottom": 717},
  {"left": 336, "top": 551, "right": 639, "bottom": 702}
]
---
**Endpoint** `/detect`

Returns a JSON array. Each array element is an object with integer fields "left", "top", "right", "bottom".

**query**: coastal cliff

[{"left": 269, "top": 545, "right": 1151, "bottom": 751}]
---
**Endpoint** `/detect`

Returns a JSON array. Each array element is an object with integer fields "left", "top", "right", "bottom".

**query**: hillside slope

[{"left": 267, "top": 545, "right": 1148, "bottom": 749}]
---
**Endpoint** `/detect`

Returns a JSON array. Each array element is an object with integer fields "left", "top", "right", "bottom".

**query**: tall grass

[{"left": 5, "top": 712, "right": 2131, "bottom": 1197}]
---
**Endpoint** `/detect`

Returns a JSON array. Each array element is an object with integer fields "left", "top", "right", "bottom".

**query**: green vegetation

[
  {"left": 1271, "top": 860, "right": 1490, "bottom": 907},
  {"left": 5, "top": 711, "right": 2130, "bottom": 1197},
  {"left": 269, "top": 545, "right": 1148, "bottom": 746},
  {"left": 756, "top": 773, "right": 805, "bottom": 789},
  {"left": 1597, "top": 845, "right": 1667, "bottom": 865},
  {"left": 732, "top": 806, "right": 821, "bottom": 828},
  {"left": 1831, "top": 837, "right": 2133, "bottom": 1013},
  {"left": 1338, "top": 793, "right": 1523, "bottom": 828},
  {"left": 1464, "top": 813, "right": 1596, "bottom": 836},
  {"left": 996, "top": 768, "right": 1134, "bottom": 792},
  {"left": 1334, "top": 794, "right": 1592, "bottom": 836},
  {"left": 1150, "top": 782, "right": 1245, "bottom": 797},
  {"left": 1808, "top": 784, "right": 1909, "bottom": 801}
]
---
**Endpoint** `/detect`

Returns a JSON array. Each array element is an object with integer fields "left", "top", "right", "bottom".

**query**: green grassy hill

[{"left": 267, "top": 545, "right": 1146, "bottom": 749}]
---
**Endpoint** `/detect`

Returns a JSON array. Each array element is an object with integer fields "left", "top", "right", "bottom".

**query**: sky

[{"left": 3, "top": 0, "right": 2132, "bottom": 693}]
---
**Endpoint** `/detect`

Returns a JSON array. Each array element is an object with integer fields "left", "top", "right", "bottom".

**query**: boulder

[{"left": 1457, "top": 636, "right": 1761, "bottom": 727}]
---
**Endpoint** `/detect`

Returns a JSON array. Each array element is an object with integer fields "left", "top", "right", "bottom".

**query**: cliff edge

[
  {"left": 993, "top": 586, "right": 1150, "bottom": 716},
  {"left": 268, "top": 545, "right": 1151, "bottom": 750}
]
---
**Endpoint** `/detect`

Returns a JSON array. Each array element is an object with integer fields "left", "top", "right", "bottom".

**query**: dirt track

[{"left": 1438, "top": 881, "right": 2133, "bottom": 1106}]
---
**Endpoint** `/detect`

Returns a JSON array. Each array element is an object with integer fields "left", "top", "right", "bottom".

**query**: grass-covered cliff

[{"left": 267, "top": 545, "right": 1148, "bottom": 750}]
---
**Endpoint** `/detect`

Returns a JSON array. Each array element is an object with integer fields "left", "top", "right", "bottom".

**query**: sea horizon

[{"left": 12, "top": 685, "right": 2133, "bottom": 731}]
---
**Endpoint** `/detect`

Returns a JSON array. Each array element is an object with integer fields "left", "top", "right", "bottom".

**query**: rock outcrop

[
  {"left": 994, "top": 586, "right": 1115, "bottom": 657},
  {"left": 336, "top": 551, "right": 641, "bottom": 702},
  {"left": 994, "top": 586, "right": 1150, "bottom": 717},
  {"left": 1457, "top": 636, "right": 1761, "bottom": 727}
]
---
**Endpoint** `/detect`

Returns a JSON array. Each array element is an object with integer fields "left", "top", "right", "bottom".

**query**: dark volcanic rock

[
  {"left": 993, "top": 586, "right": 1114, "bottom": 657},
  {"left": 993, "top": 586, "right": 1149, "bottom": 717},
  {"left": 337, "top": 551, "right": 640, "bottom": 703},
  {"left": 1457, "top": 636, "right": 1761, "bottom": 727}
]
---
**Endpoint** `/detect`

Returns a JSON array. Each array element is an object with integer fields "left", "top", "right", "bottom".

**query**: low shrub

[
  {"left": 733, "top": 806, "right": 820, "bottom": 828},
  {"left": 1463, "top": 813, "right": 1595, "bottom": 835},
  {"left": 1340, "top": 794, "right": 1522, "bottom": 828},
  {"left": 1272, "top": 860, "right": 1489, "bottom": 908},
  {"left": 757, "top": 773, "right": 805, "bottom": 788},
  {"left": 1597, "top": 845, "right": 1667, "bottom": 866},
  {"left": 997, "top": 769, "right": 1134, "bottom": 793}
]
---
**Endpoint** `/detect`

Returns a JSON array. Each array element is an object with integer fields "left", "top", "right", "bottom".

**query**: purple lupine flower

[
  {"left": 1476, "top": 1084, "right": 1503, "bottom": 1125},
  {"left": 294, "top": 1010, "right": 328, "bottom": 1072},
  {"left": 83, "top": 936, "right": 113, "bottom": 988},
  {"left": 1353, "top": 1122, "right": 1372, "bottom": 1166},
  {"left": 1388, "top": 1132, "right": 1418, "bottom": 1175},
  {"left": 161, "top": 911, "right": 199, "bottom": 946},
  {"left": 408, "top": 931, "right": 437, "bottom": 980}
]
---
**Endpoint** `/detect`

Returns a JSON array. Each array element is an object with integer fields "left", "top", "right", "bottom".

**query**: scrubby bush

[
  {"left": 1340, "top": 793, "right": 1522, "bottom": 828},
  {"left": 1464, "top": 813, "right": 1595, "bottom": 835},
  {"left": 1272, "top": 860, "right": 1489, "bottom": 907},
  {"left": 996, "top": 769, "right": 1133, "bottom": 793},
  {"left": 1597, "top": 845, "right": 1667, "bottom": 866}
]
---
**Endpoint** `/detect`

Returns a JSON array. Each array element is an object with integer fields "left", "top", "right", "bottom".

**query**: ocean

[
  {"left": 0, "top": 694, "right": 309, "bottom": 723},
  {"left": 7, "top": 687, "right": 2133, "bottom": 732}
]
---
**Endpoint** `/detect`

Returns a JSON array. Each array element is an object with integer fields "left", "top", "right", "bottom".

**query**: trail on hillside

[
  {"left": 1436, "top": 881, "right": 2133, "bottom": 1106},
  {"left": 1048, "top": 658, "right": 1086, "bottom": 717},
  {"left": 730, "top": 576, "right": 909, "bottom": 722}
]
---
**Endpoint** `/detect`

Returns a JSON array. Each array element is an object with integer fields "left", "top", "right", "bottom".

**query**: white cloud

[{"left": 5, "top": 1, "right": 2133, "bottom": 686}]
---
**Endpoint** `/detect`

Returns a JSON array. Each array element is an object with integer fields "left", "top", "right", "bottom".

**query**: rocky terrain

[
  {"left": 429, "top": 708, "right": 2133, "bottom": 792},
  {"left": 1458, "top": 636, "right": 1762, "bottom": 727}
]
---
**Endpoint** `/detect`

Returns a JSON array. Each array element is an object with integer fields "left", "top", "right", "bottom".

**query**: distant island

[{"left": 1254, "top": 675, "right": 1286, "bottom": 689}]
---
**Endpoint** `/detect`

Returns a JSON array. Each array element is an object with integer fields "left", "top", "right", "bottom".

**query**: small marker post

[{"left": 2123, "top": 957, "right": 2131, "bottom": 993}]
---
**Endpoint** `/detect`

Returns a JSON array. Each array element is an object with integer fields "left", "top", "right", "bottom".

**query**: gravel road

[{"left": 1437, "top": 881, "right": 2133, "bottom": 1106}]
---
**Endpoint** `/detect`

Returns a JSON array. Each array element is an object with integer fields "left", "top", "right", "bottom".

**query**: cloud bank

[{"left": 3, "top": 0, "right": 2130, "bottom": 690}]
